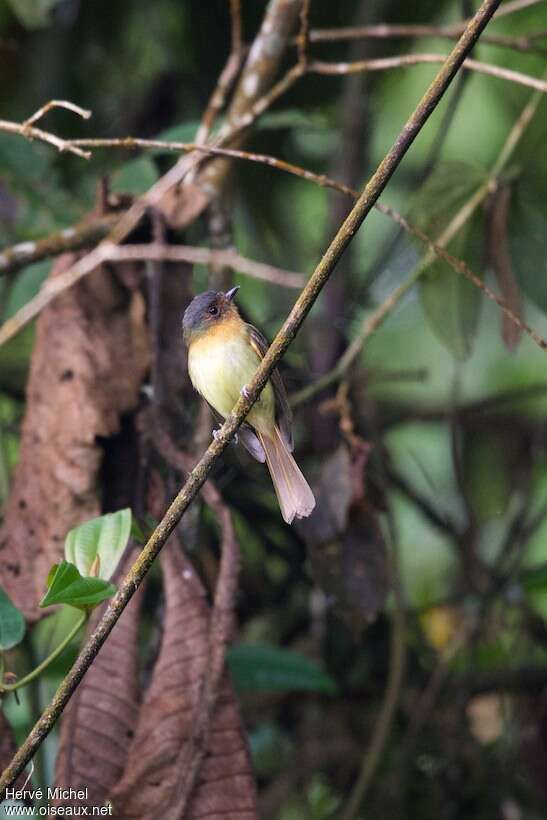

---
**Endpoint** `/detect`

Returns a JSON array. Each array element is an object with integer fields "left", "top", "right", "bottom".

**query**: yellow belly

[{"left": 188, "top": 329, "right": 275, "bottom": 433}]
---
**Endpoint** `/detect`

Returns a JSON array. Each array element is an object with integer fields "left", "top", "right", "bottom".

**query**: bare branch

[
  {"left": 23, "top": 99, "right": 91, "bottom": 127},
  {"left": 0, "top": 99, "right": 92, "bottom": 158},
  {"left": 193, "top": 0, "right": 246, "bottom": 146},
  {"left": 308, "top": 25, "right": 547, "bottom": 55},
  {"left": 104, "top": 243, "right": 305, "bottom": 288},
  {"left": 308, "top": 55, "right": 547, "bottom": 93},
  {"left": 0, "top": 118, "right": 91, "bottom": 159},
  {"left": 0, "top": 215, "right": 117, "bottom": 276},
  {"left": 308, "top": 0, "right": 547, "bottom": 53},
  {"left": 298, "top": 0, "right": 312, "bottom": 67},
  {"left": 496, "top": 0, "right": 544, "bottom": 16},
  {"left": 0, "top": 0, "right": 504, "bottom": 794}
]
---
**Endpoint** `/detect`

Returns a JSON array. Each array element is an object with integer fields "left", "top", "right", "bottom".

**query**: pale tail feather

[{"left": 258, "top": 428, "right": 315, "bottom": 524}]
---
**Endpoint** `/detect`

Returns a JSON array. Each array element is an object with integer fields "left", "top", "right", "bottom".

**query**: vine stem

[
  {"left": 0, "top": 0, "right": 503, "bottom": 796},
  {"left": 0, "top": 612, "right": 87, "bottom": 694}
]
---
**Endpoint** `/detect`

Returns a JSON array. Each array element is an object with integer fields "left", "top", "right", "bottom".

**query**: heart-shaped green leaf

[
  {"left": 64, "top": 508, "right": 131, "bottom": 582},
  {"left": 0, "top": 586, "right": 26, "bottom": 651},
  {"left": 40, "top": 561, "right": 117, "bottom": 610}
]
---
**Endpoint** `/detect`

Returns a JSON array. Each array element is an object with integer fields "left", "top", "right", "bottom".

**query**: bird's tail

[{"left": 258, "top": 427, "right": 315, "bottom": 524}]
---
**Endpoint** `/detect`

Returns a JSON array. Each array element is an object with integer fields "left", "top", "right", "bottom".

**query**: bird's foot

[
  {"left": 241, "top": 384, "right": 251, "bottom": 400},
  {"left": 213, "top": 426, "right": 238, "bottom": 445}
]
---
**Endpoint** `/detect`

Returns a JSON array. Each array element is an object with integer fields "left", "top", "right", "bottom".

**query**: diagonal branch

[{"left": 0, "top": 0, "right": 503, "bottom": 795}]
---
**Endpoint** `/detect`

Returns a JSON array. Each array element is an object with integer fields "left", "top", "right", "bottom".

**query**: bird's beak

[{"left": 225, "top": 286, "right": 240, "bottom": 302}]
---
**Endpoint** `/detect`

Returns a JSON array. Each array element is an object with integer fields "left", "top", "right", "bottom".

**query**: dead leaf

[
  {"left": 298, "top": 443, "right": 388, "bottom": 633},
  {"left": 486, "top": 184, "right": 524, "bottom": 351},
  {"left": 156, "top": 182, "right": 209, "bottom": 230},
  {"left": 0, "top": 251, "right": 149, "bottom": 621},
  {"left": 53, "top": 548, "right": 143, "bottom": 809},
  {"left": 110, "top": 543, "right": 257, "bottom": 819}
]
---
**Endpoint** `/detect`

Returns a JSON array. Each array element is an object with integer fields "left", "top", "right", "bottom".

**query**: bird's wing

[
  {"left": 246, "top": 322, "right": 294, "bottom": 451},
  {"left": 203, "top": 398, "right": 265, "bottom": 463}
]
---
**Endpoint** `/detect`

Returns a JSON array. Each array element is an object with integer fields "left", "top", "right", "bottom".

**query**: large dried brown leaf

[
  {"left": 110, "top": 543, "right": 257, "bottom": 819},
  {"left": 0, "top": 252, "right": 149, "bottom": 621},
  {"left": 53, "top": 548, "right": 143, "bottom": 809}
]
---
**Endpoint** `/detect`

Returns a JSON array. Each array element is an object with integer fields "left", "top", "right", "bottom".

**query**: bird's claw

[
  {"left": 241, "top": 385, "right": 251, "bottom": 400},
  {"left": 212, "top": 426, "right": 238, "bottom": 445}
]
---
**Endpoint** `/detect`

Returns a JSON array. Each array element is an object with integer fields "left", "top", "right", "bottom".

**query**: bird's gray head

[{"left": 182, "top": 286, "right": 240, "bottom": 345}]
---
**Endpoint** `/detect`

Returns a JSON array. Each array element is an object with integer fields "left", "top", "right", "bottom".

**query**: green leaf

[
  {"left": 413, "top": 163, "right": 487, "bottom": 360},
  {"left": 461, "top": 429, "right": 514, "bottom": 522},
  {"left": 111, "top": 156, "right": 159, "bottom": 196},
  {"left": 510, "top": 195, "right": 547, "bottom": 312},
  {"left": 227, "top": 643, "right": 337, "bottom": 694},
  {"left": 0, "top": 586, "right": 26, "bottom": 651},
  {"left": 0, "top": 135, "right": 79, "bottom": 233},
  {"left": 413, "top": 162, "right": 486, "bottom": 237},
  {"left": 40, "top": 560, "right": 116, "bottom": 610},
  {"left": 3, "top": 262, "right": 50, "bottom": 319},
  {"left": 130, "top": 516, "right": 147, "bottom": 545},
  {"left": 420, "top": 222, "right": 483, "bottom": 361},
  {"left": 64, "top": 508, "right": 131, "bottom": 581},
  {"left": 155, "top": 120, "right": 201, "bottom": 145}
]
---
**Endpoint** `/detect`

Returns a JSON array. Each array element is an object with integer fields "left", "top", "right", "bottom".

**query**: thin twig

[
  {"left": 0, "top": 0, "right": 503, "bottom": 793},
  {"left": 307, "top": 0, "right": 546, "bottom": 52},
  {"left": 0, "top": 99, "right": 92, "bottom": 159},
  {"left": 298, "top": 0, "right": 312, "bottom": 67},
  {"left": 193, "top": 0, "right": 246, "bottom": 146},
  {"left": 23, "top": 99, "right": 91, "bottom": 127},
  {"left": 104, "top": 243, "right": 305, "bottom": 288},
  {"left": 194, "top": 54, "right": 245, "bottom": 147},
  {"left": 0, "top": 215, "right": 117, "bottom": 276},
  {"left": 308, "top": 55, "right": 547, "bottom": 93},
  {"left": 0, "top": 118, "right": 91, "bottom": 159},
  {"left": 496, "top": 0, "right": 544, "bottom": 16},
  {"left": 308, "top": 25, "right": 547, "bottom": 55}
]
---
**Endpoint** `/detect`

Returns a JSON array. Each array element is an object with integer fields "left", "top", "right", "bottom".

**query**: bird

[{"left": 182, "top": 286, "right": 315, "bottom": 524}]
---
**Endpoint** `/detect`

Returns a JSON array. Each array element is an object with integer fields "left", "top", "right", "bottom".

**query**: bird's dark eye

[{"left": 208, "top": 305, "right": 219, "bottom": 316}]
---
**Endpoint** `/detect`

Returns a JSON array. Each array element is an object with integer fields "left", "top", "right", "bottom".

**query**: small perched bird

[{"left": 182, "top": 287, "right": 315, "bottom": 524}]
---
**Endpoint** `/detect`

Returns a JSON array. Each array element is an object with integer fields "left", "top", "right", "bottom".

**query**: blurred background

[{"left": 1, "top": 0, "right": 547, "bottom": 818}]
